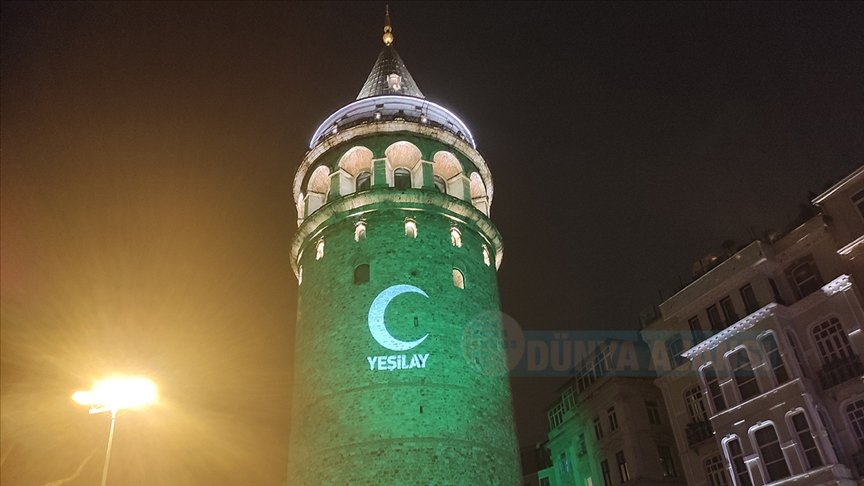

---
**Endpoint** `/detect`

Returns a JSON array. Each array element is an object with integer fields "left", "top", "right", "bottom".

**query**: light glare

[{"left": 72, "top": 376, "right": 158, "bottom": 412}]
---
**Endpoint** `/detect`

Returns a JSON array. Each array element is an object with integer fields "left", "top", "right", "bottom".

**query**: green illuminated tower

[{"left": 287, "top": 14, "right": 520, "bottom": 484}]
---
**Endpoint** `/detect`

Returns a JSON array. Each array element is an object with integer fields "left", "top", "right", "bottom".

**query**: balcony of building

[
  {"left": 817, "top": 354, "right": 864, "bottom": 390},
  {"left": 685, "top": 419, "right": 714, "bottom": 449}
]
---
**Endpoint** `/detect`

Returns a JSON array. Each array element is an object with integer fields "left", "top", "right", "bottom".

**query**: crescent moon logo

[{"left": 368, "top": 284, "right": 429, "bottom": 351}]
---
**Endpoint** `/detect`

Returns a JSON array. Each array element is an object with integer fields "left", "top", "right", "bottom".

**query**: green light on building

[{"left": 286, "top": 13, "right": 521, "bottom": 484}]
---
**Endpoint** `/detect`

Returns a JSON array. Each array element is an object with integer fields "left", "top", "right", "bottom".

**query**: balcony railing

[
  {"left": 686, "top": 420, "right": 714, "bottom": 448},
  {"left": 818, "top": 355, "right": 864, "bottom": 390}
]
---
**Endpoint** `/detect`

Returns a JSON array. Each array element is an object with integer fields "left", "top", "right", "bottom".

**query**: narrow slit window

[
  {"left": 450, "top": 227, "right": 462, "bottom": 248},
  {"left": 405, "top": 218, "right": 417, "bottom": 239},
  {"left": 354, "top": 221, "right": 367, "bottom": 241},
  {"left": 482, "top": 245, "right": 491, "bottom": 266},
  {"left": 298, "top": 266, "right": 303, "bottom": 286},
  {"left": 315, "top": 239, "right": 325, "bottom": 260},
  {"left": 452, "top": 268, "right": 465, "bottom": 289},
  {"left": 354, "top": 264, "right": 369, "bottom": 285}
]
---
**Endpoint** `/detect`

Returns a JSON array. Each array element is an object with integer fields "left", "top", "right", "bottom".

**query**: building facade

[
  {"left": 286, "top": 16, "right": 521, "bottom": 484},
  {"left": 642, "top": 166, "right": 864, "bottom": 486},
  {"left": 543, "top": 341, "right": 686, "bottom": 486}
]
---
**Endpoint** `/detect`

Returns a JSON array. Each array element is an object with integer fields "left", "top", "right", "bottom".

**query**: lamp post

[{"left": 72, "top": 376, "right": 158, "bottom": 486}]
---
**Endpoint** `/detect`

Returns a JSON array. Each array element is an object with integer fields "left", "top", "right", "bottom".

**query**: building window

[
  {"left": 758, "top": 333, "right": 788, "bottom": 386},
  {"left": 667, "top": 335, "right": 686, "bottom": 368},
  {"left": 705, "top": 454, "right": 730, "bottom": 486},
  {"left": 594, "top": 417, "right": 604, "bottom": 440},
  {"left": 356, "top": 170, "right": 372, "bottom": 191},
  {"left": 482, "top": 245, "right": 491, "bottom": 266},
  {"left": 789, "top": 411, "right": 823, "bottom": 469},
  {"left": 853, "top": 188, "right": 864, "bottom": 220},
  {"left": 702, "top": 365, "right": 727, "bottom": 413},
  {"left": 608, "top": 407, "right": 619, "bottom": 432},
  {"left": 577, "top": 433, "right": 587, "bottom": 456},
  {"left": 658, "top": 445, "right": 676, "bottom": 477},
  {"left": 788, "top": 258, "right": 822, "bottom": 298},
  {"left": 315, "top": 239, "right": 325, "bottom": 260},
  {"left": 600, "top": 459, "right": 611, "bottom": 486},
  {"left": 787, "top": 331, "right": 808, "bottom": 378},
  {"left": 684, "top": 385, "right": 709, "bottom": 422},
  {"left": 394, "top": 167, "right": 412, "bottom": 189},
  {"left": 646, "top": 401, "right": 662, "bottom": 425},
  {"left": 847, "top": 399, "right": 864, "bottom": 449},
  {"left": 812, "top": 317, "right": 854, "bottom": 365},
  {"left": 559, "top": 451, "right": 571, "bottom": 476},
  {"left": 725, "top": 437, "right": 752, "bottom": 486},
  {"left": 452, "top": 268, "right": 464, "bottom": 289},
  {"left": 707, "top": 304, "right": 724, "bottom": 331},
  {"left": 404, "top": 218, "right": 417, "bottom": 239},
  {"left": 768, "top": 277, "right": 785, "bottom": 305},
  {"left": 754, "top": 424, "right": 791, "bottom": 482},
  {"left": 720, "top": 296, "right": 738, "bottom": 325},
  {"left": 353, "top": 264, "right": 369, "bottom": 285},
  {"left": 740, "top": 284, "right": 759, "bottom": 314},
  {"left": 728, "top": 348, "right": 760, "bottom": 402},
  {"left": 616, "top": 450, "right": 630, "bottom": 483},
  {"left": 450, "top": 227, "right": 462, "bottom": 248},
  {"left": 688, "top": 316, "right": 703, "bottom": 342},
  {"left": 354, "top": 220, "right": 367, "bottom": 241},
  {"left": 434, "top": 175, "right": 446, "bottom": 193}
]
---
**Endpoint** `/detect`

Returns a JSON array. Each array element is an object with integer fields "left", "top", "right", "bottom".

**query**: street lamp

[{"left": 72, "top": 376, "right": 158, "bottom": 486}]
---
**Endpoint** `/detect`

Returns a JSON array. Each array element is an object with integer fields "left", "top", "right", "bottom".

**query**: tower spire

[{"left": 383, "top": 5, "right": 394, "bottom": 46}]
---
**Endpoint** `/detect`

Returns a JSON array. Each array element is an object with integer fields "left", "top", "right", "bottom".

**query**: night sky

[{"left": 2, "top": 2, "right": 863, "bottom": 484}]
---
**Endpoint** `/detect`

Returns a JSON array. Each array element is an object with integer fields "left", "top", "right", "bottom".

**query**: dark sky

[{"left": 2, "top": 2, "right": 862, "bottom": 484}]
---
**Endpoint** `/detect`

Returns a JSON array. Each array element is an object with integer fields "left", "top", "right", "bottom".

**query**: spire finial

[{"left": 383, "top": 5, "right": 394, "bottom": 46}]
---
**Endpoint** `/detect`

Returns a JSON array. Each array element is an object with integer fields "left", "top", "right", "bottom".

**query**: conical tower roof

[{"left": 356, "top": 9, "right": 424, "bottom": 99}]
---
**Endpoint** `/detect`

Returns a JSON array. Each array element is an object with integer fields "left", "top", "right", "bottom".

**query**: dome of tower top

[
  {"left": 356, "top": 45, "right": 425, "bottom": 99},
  {"left": 309, "top": 10, "right": 475, "bottom": 149},
  {"left": 357, "top": 6, "right": 424, "bottom": 99}
]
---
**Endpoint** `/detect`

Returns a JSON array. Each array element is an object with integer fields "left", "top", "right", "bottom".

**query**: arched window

[
  {"left": 452, "top": 268, "right": 465, "bottom": 289},
  {"left": 753, "top": 424, "right": 791, "bottom": 482},
  {"left": 724, "top": 437, "right": 752, "bottom": 486},
  {"left": 434, "top": 175, "right": 447, "bottom": 193},
  {"left": 356, "top": 171, "right": 372, "bottom": 191},
  {"left": 812, "top": 317, "right": 854, "bottom": 365},
  {"left": 354, "top": 221, "right": 366, "bottom": 241},
  {"left": 315, "top": 239, "right": 325, "bottom": 260},
  {"left": 787, "top": 411, "right": 822, "bottom": 469},
  {"left": 702, "top": 365, "right": 727, "bottom": 413},
  {"left": 404, "top": 218, "right": 417, "bottom": 239},
  {"left": 354, "top": 264, "right": 369, "bottom": 285},
  {"left": 847, "top": 399, "right": 864, "bottom": 449},
  {"left": 684, "top": 385, "right": 708, "bottom": 422},
  {"left": 394, "top": 168, "right": 412, "bottom": 189},
  {"left": 728, "top": 348, "right": 760, "bottom": 401},
  {"left": 759, "top": 333, "right": 788, "bottom": 386},
  {"left": 704, "top": 454, "right": 730, "bottom": 486},
  {"left": 789, "top": 259, "right": 822, "bottom": 298},
  {"left": 450, "top": 227, "right": 462, "bottom": 248}
]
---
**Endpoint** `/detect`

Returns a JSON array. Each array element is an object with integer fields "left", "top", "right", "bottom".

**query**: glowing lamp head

[{"left": 72, "top": 376, "right": 158, "bottom": 413}]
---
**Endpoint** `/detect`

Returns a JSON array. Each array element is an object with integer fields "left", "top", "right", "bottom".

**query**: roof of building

[
  {"left": 356, "top": 44, "right": 425, "bottom": 100},
  {"left": 356, "top": 8, "right": 425, "bottom": 100}
]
